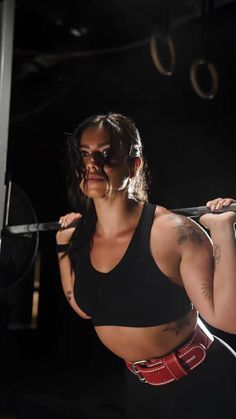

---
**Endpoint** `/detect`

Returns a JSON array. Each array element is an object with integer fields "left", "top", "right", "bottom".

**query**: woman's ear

[{"left": 129, "top": 157, "right": 142, "bottom": 178}]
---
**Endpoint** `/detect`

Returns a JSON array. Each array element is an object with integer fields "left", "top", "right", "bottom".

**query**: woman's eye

[
  {"left": 80, "top": 150, "right": 89, "bottom": 158},
  {"left": 102, "top": 149, "right": 110, "bottom": 158},
  {"left": 79, "top": 148, "right": 110, "bottom": 161}
]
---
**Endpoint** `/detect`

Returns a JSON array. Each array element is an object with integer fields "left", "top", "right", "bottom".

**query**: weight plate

[{"left": 0, "top": 182, "right": 39, "bottom": 289}]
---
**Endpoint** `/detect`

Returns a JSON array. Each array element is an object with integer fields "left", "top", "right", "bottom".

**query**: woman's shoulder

[
  {"left": 151, "top": 203, "right": 181, "bottom": 222},
  {"left": 151, "top": 203, "right": 194, "bottom": 232},
  {"left": 151, "top": 203, "right": 210, "bottom": 244}
]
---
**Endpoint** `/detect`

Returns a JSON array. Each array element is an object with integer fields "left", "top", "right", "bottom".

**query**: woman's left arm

[
  {"left": 177, "top": 198, "right": 236, "bottom": 333},
  {"left": 199, "top": 197, "right": 236, "bottom": 331}
]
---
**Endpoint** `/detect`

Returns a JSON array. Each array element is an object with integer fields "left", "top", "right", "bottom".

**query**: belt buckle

[{"left": 131, "top": 360, "right": 148, "bottom": 383}]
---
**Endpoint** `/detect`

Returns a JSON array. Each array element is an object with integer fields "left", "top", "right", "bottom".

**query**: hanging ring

[
  {"left": 190, "top": 58, "right": 219, "bottom": 99},
  {"left": 150, "top": 33, "right": 176, "bottom": 76}
]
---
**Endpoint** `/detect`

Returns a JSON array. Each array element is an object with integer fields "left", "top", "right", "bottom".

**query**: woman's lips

[{"left": 86, "top": 176, "right": 105, "bottom": 183}]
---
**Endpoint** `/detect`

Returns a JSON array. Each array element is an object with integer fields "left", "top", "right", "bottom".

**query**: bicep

[
  {"left": 179, "top": 239, "right": 216, "bottom": 325},
  {"left": 60, "top": 260, "right": 91, "bottom": 320},
  {"left": 69, "top": 271, "right": 91, "bottom": 319},
  {"left": 158, "top": 213, "right": 217, "bottom": 326}
]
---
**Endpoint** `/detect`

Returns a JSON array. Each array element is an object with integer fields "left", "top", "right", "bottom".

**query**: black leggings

[{"left": 125, "top": 336, "right": 236, "bottom": 419}]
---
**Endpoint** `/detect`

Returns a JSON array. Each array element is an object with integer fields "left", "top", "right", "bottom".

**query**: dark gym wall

[
  {"left": 7, "top": 0, "right": 236, "bottom": 347},
  {"left": 2, "top": 2, "right": 236, "bottom": 416}
]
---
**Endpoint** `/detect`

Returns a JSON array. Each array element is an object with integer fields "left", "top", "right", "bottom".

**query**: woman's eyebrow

[{"left": 79, "top": 141, "right": 110, "bottom": 149}]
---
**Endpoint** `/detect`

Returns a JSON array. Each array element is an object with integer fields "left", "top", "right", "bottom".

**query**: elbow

[
  {"left": 79, "top": 313, "right": 92, "bottom": 320},
  {"left": 218, "top": 325, "right": 236, "bottom": 335},
  {"left": 200, "top": 313, "right": 236, "bottom": 335},
  {"left": 209, "top": 318, "right": 236, "bottom": 335}
]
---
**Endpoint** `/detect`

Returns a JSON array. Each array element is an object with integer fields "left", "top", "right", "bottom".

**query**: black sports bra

[{"left": 73, "top": 203, "right": 192, "bottom": 327}]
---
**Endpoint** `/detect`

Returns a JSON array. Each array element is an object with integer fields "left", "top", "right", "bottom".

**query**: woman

[{"left": 56, "top": 113, "right": 236, "bottom": 418}]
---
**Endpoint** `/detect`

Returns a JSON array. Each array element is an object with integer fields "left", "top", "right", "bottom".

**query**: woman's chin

[{"left": 82, "top": 188, "right": 107, "bottom": 199}]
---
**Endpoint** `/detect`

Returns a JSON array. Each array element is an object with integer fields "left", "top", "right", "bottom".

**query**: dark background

[{"left": 1, "top": 0, "right": 236, "bottom": 418}]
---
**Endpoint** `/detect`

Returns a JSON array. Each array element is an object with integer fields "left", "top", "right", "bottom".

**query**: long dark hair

[{"left": 65, "top": 112, "right": 150, "bottom": 266}]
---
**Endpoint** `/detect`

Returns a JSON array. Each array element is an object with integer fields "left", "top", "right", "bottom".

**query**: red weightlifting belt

[{"left": 125, "top": 324, "right": 214, "bottom": 386}]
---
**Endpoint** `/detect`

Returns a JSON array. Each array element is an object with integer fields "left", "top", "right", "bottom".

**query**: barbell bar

[
  {"left": 3, "top": 203, "right": 236, "bottom": 236},
  {"left": 1, "top": 181, "right": 236, "bottom": 290}
]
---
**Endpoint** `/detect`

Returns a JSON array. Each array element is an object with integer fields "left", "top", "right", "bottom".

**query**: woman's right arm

[{"left": 56, "top": 212, "right": 91, "bottom": 320}]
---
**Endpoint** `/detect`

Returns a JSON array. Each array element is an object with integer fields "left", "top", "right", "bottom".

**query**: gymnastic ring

[
  {"left": 150, "top": 33, "right": 176, "bottom": 76},
  {"left": 190, "top": 59, "right": 219, "bottom": 99}
]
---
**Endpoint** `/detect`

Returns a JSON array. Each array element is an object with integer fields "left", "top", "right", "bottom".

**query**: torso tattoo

[{"left": 163, "top": 316, "right": 190, "bottom": 335}]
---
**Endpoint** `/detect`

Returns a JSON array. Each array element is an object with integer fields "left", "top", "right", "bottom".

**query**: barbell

[{"left": 1, "top": 181, "right": 236, "bottom": 290}]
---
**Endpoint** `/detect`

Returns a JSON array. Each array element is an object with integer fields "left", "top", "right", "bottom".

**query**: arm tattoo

[
  {"left": 171, "top": 217, "right": 204, "bottom": 246},
  {"left": 66, "top": 290, "right": 72, "bottom": 302},
  {"left": 213, "top": 244, "right": 221, "bottom": 264},
  {"left": 163, "top": 316, "right": 190, "bottom": 335},
  {"left": 201, "top": 280, "right": 213, "bottom": 302}
]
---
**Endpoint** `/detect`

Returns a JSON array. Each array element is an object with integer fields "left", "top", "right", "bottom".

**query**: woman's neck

[{"left": 93, "top": 195, "right": 144, "bottom": 238}]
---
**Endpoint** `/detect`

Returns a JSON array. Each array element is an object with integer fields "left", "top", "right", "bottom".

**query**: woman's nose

[
  {"left": 85, "top": 151, "right": 105, "bottom": 168},
  {"left": 85, "top": 155, "right": 99, "bottom": 171}
]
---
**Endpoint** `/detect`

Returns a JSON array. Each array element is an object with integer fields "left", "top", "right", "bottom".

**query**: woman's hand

[
  {"left": 56, "top": 212, "right": 82, "bottom": 244},
  {"left": 206, "top": 197, "right": 236, "bottom": 211},
  {"left": 200, "top": 197, "right": 236, "bottom": 229}
]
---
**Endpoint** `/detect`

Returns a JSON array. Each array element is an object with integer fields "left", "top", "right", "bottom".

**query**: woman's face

[{"left": 79, "top": 125, "right": 130, "bottom": 199}]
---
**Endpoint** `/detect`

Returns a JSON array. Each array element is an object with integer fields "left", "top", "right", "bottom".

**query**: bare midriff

[{"left": 95, "top": 307, "right": 198, "bottom": 362}]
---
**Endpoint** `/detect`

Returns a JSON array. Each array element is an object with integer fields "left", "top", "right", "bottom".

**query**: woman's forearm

[{"left": 210, "top": 222, "right": 236, "bottom": 332}]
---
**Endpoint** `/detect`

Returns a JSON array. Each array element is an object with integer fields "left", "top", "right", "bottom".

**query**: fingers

[
  {"left": 206, "top": 197, "right": 236, "bottom": 211},
  {"left": 59, "top": 212, "right": 82, "bottom": 228}
]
